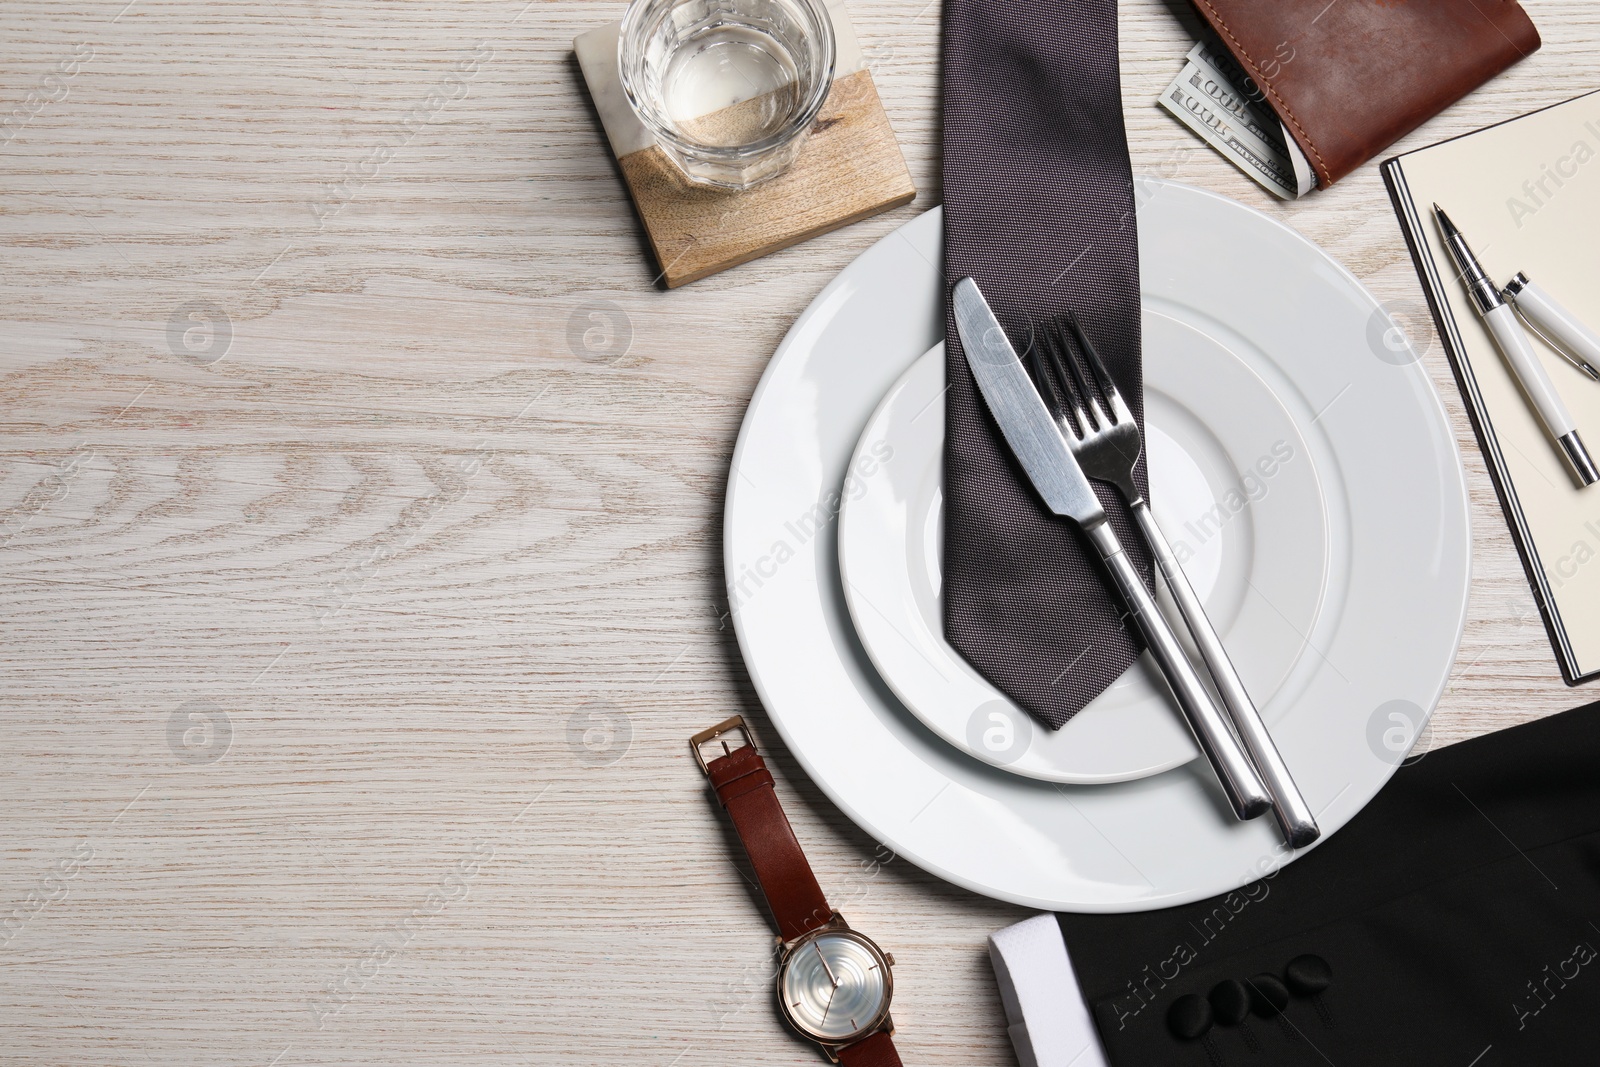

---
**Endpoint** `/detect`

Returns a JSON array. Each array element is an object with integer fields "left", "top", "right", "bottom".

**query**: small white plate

[
  {"left": 725, "top": 179, "right": 1470, "bottom": 911},
  {"left": 839, "top": 332, "right": 1328, "bottom": 783}
]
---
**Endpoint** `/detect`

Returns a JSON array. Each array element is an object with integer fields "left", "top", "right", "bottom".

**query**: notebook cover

[
  {"left": 1383, "top": 90, "right": 1600, "bottom": 686},
  {"left": 1191, "top": 0, "right": 1540, "bottom": 186}
]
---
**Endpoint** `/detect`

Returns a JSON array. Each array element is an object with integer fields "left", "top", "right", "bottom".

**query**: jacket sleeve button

[
  {"left": 1248, "top": 973, "right": 1291, "bottom": 1017},
  {"left": 1167, "top": 994, "right": 1214, "bottom": 1040},
  {"left": 1285, "top": 954, "right": 1332, "bottom": 996},
  {"left": 1208, "top": 979, "right": 1252, "bottom": 1025}
]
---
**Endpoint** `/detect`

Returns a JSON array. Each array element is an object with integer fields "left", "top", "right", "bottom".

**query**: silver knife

[{"left": 952, "top": 277, "right": 1271, "bottom": 821}]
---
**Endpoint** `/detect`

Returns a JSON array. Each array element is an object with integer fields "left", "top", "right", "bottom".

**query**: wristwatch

[{"left": 692, "top": 715, "right": 902, "bottom": 1066}]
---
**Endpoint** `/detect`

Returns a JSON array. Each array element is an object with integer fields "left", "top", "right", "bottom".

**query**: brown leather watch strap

[
  {"left": 836, "top": 1030, "right": 903, "bottom": 1067},
  {"left": 703, "top": 736, "right": 832, "bottom": 942}
]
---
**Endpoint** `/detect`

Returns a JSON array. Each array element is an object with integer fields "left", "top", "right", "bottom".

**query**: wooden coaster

[{"left": 574, "top": 13, "right": 916, "bottom": 288}]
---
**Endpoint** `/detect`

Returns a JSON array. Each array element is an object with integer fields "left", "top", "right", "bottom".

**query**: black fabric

[
  {"left": 941, "top": 0, "right": 1153, "bottom": 730},
  {"left": 1057, "top": 699, "right": 1600, "bottom": 1065}
]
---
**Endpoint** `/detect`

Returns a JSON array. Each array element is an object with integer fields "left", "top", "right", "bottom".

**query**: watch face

[{"left": 778, "top": 929, "right": 891, "bottom": 1043}]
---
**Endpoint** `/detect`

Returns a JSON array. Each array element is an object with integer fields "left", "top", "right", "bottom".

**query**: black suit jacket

[{"left": 1058, "top": 699, "right": 1600, "bottom": 1066}]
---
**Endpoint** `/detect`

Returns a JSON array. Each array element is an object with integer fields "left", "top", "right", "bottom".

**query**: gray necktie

[{"left": 942, "top": 0, "right": 1152, "bottom": 729}]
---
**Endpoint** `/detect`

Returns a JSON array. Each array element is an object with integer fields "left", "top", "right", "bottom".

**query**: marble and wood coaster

[{"left": 573, "top": 4, "right": 916, "bottom": 288}]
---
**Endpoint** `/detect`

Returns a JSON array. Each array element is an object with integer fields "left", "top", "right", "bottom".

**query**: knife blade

[{"left": 952, "top": 278, "right": 1106, "bottom": 527}]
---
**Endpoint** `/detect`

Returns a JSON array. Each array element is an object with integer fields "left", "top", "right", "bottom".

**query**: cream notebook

[{"left": 1385, "top": 91, "right": 1600, "bottom": 685}]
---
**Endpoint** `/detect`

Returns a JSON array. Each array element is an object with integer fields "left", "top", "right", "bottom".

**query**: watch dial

[{"left": 779, "top": 931, "right": 889, "bottom": 1042}]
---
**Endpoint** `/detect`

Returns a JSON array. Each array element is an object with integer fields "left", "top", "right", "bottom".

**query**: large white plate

[
  {"left": 724, "top": 179, "right": 1470, "bottom": 911},
  {"left": 838, "top": 335, "right": 1328, "bottom": 783}
]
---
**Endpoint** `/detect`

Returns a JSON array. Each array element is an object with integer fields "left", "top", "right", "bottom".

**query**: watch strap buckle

[{"left": 690, "top": 714, "right": 756, "bottom": 775}]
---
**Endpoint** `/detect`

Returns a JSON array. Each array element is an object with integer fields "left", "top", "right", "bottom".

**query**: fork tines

[{"left": 1024, "top": 313, "right": 1128, "bottom": 438}]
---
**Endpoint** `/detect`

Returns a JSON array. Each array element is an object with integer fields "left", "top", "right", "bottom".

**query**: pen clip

[
  {"left": 1510, "top": 303, "right": 1600, "bottom": 381},
  {"left": 1504, "top": 275, "right": 1600, "bottom": 383}
]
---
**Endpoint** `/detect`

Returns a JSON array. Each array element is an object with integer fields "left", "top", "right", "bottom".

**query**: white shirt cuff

[{"left": 988, "top": 914, "right": 1109, "bottom": 1067}]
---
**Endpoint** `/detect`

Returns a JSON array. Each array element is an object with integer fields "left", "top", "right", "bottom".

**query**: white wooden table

[{"left": 1, "top": 1, "right": 1593, "bottom": 1063}]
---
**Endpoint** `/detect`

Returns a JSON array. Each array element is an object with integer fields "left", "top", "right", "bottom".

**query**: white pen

[
  {"left": 1434, "top": 204, "right": 1598, "bottom": 487},
  {"left": 1502, "top": 272, "right": 1600, "bottom": 383}
]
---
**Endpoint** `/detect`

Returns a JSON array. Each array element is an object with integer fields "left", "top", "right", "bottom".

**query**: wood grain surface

[{"left": 0, "top": 1, "right": 1594, "bottom": 1064}]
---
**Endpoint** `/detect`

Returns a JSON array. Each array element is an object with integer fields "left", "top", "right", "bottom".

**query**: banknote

[
  {"left": 1190, "top": 40, "right": 1271, "bottom": 114},
  {"left": 1182, "top": 56, "right": 1280, "bottom": 146},
  {"left": 1189, "top": 40, "right": 1316, "bottom": 196},
  {"left": 1159, "top": 72, "right": 1299, "bottom": 198},
  {"left": 1159, "top": 41, "right": 1317, "bottom": 199}
]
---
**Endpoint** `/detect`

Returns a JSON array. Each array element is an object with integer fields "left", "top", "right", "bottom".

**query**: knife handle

[
  {"left": 1084, "top": 520, "right": 1271, "bottom": 822},
  {"left": 1130, "top": 502, "right": 1320, "bottom": 848}
]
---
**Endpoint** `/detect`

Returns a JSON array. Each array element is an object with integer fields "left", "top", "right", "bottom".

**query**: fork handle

[
  {"left": 1130, "top": 502, "right": 1321, "bottom": 848},
  {"left": 1084, "top": 521, "right": 1271, "bottom": 822}
]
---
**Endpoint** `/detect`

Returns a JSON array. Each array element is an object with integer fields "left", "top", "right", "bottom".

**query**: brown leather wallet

[{"left": 1189, "top": 0, "right": 1540, "bottom": 186}]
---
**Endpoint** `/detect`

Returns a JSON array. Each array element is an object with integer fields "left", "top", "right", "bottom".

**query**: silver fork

[{"left": 1028, "top": 316, "right": 1320, "bottom": 849}]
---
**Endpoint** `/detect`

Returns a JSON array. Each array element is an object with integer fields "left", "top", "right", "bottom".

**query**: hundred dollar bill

[
  {"left": 1159, "top": 74, "right": 1298, "bottom": 199},
  {"left": 1185, "top": 40, "right": 1317, "bottom": 197},
  {"left": 1182, "top": 61, "right": 1279, "bottom": 146},
  {"left": 1190, "top": 40, "right": 1272, "bottom": 115}
]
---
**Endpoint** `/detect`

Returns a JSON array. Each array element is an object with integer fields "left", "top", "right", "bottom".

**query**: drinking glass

[{"left": 619, "top": 0, "right": 836, "bottom": 190}]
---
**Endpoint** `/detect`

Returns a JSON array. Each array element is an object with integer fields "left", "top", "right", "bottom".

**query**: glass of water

[{"left": 619, "top": 0, "right": 836, "bottom": 190}]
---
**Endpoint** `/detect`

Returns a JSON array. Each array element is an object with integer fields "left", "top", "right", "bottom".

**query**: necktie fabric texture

[{"left": 941, "top": 0, "right": 1154, "bottom": 730}]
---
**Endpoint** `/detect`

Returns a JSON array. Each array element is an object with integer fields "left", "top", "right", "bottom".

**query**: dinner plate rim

[{"left": 724, "top": 178, "right": 1472, "bottom": 911}]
